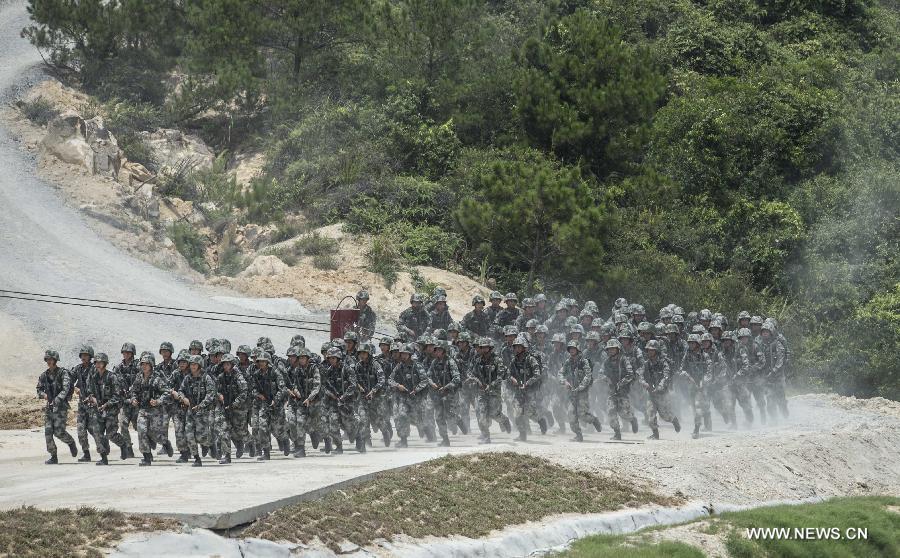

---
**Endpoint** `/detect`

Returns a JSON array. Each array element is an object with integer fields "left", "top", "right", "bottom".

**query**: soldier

[
  {"left": 680, "top": 334, "right": 712, "bottom": 439},
  {"left": 759, "top": 320, "right": 789, "bottom": 420},
  {"left": 321, "top": 348, "right": 362, "bottom": 454},
  {"left": 390, "top": 344, "right": 429, "bottom": 447},
  {"left": 71, "top": 345, "right": 95, "bottom": 462},
  {"left": 600, "top": 339, "right": 637, "bottom": 440},
  {"left": 115, "top": 342, "right": 139, "bottom": 459},
  {"left": 355, "top": 290, "right": 377, "bottom": 341},
  {"left": 428, "top": 294, "right": 453, "bottom": 332},
  {"left": 83, "top": 352, "right": 125, "bottom": 465},
  {"left": 426, "top": 340, "right": 461, "bottom": 446},
  {"left": 37, "top": 350, "right": 77, "bottom": 464},
  {"left": 721, "top": 332, "right": 754, "bottom": 427},
  {"left": 545, "top": 333, "right": 570, "bottom": 433},
  {"left": 155, "top": 342, "right": 180, "bottom": 457},
  {"left": 169, "top": 351, "right": 191, "bottom": 462},
  {"left": 533, "top": 293, "right": 550, "bottom": 323},
  {"left": 492, "top": 293, "right": 521, "bottom": 337},
  {"left": 426, "top": 286, "right": 448, "bottom": 314},
  {"left": 737, "top": 311, "right": 751, "bottom": 330},
  {"left": 253, "top": 352, "right": 284, "bottom": 460},
  {"left": 397, "top": 293, "right": 431, "bottom": 340},
  {"left": 467, "top": 337, "right": 511, "bottom": 443},
  {"left": 454, "top": 332, "right": 478, "bottom": 435},
  {"left": 560, "top": 341, "right": 603, "bottom": 442},
  {"left": 507, "top": 335, "right": 547, "bottom": 441},
  {"left": 514, "top": 298, "right": 538, "bottom": 331},
  {"left": 637, "top": 340, "right": 680, "bottom": 439},
  {"left": 235, "top": 345, "right": 257, "bottom": 456},
  {"left": 356, "top": 343, "right": 388, "bottom": 447},
  {"left": 214, "top": 354, "right": 249, "bottom": 464},
  {"left": 544, "top": 302, "right": 570, "bottom": 336},
  {"left": 738, "top": 328, "right": 767, "bottom": 422},
  {"left": 701, "top": 332, "right": 732, "bottom": 426},
  {"left": 286, "top": 346, "right": 323, "bottom": 457},
  {"left": 129, "top": 354, "right": 173, "bottom": 466},
  {"left": 485, "top": 291, "right": 504, "bottom": 323},
  {"left": 177, "top": 355, "right": 216, "bottom": 466}
]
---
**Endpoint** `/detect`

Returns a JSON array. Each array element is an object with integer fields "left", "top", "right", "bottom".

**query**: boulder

[
  {"left": 84, "top": 116, "right": 121, "bottom": 178},
  {"left": 120, "top": 161, "right": 153, "bottom": 187},
  {"left": 42, "top": 111, "right": 121, "bottom": 178},
  {"left": 141, "top": 128, "right": 214, "bottom": 172},
  {"left": 237, "top": 255, "right": 288, "bottom": 278}
]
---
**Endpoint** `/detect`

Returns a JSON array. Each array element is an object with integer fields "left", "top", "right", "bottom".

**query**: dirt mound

[{"left": 0, "top": 396, "right": 52, "bottom": 429}]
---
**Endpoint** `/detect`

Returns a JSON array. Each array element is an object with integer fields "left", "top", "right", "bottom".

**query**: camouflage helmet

[
  {"left": 332, "top": 339, "right": 346, "bottom": 352},
  {"left": 410, "top": 293, "right": 424, "bottom": 303},
  {"left": 568, "top": 324, "right": 585, "bottom": 335},
  {"left": 94, "top": 352, "right": 110, "bottom": 364},
  {"left": 399, "top": 344, "right": 415, "bottom": 355},
  {"left": 567, "top": 340, "right": 582, "bottom": 352},
  {"left": 522, "top": 297, "right": 536, "bottom": 307},
  {"left": 585, "top": 331, "right": 601, "bottom": 342},
  {"left": 691, "top": 324, "right": 707, "bottom": 334},
  {"left": 584, "top": 300, "right": 599, "bottom": 313},
  {"left": 601, "top": 323, "right": 617, "bottom": 336},
  {"left": 534, "top": 293, "right": 548, "bottom": 303},
  {"left": 433, "top": 340, "right": 450, "bottom": 353},
  {"left": 699, "top": 309, "right": 713, "bottom": 321},
  {"left": 700, "top": 333, "right": 714, "bottom": 343},
  {"left": 447, "top": 322, "right": 460, "bottom": 333},
  {"left": 737, "top": 328, "right": 752, "bottom": 338},
  {"left": 250, "top": 347, "right": 264, "bottom": 359},
  {"left": 687, "top": 334, "right": 701, "bottom": 344},
  {"left": 672, "top": 314, "right": 685, "bottom": 324},
  {"left": 659, "top": 308, "right": 673, "bottom": 320},
  {"left": 433, "top": 293, "right": 447, "bottom": 303},
  {"left": 551, "top": 333, "right": 566, "bottom": 344},
  {"left": 633, "top": 304, "right": 646, "bottom": 315},
  {"left": 665, "top": 323, "right": 679, "bottom": 334},
  {"left": 433, "top": 287, "right": 447, "bottom": 297},
  {"left": 579, "top": 309, "right": 593, "bottom": 319},
  {"left": 236, "top": 344, "right": 252, "bottom": 356},
  {"left": 158, "top": 341, "right": 174, "bottom": 354},
  {"left": 750, "top": 315, "right": 764, "bottom": 325},
  {"left": 477, "top": 337, "right": 495, "bottom": 349},
  {"left": 220, "top": 353, "right": 236, "bottom": 365},
  {"left": 139, "top": 354, "right": 155, "bottom": 366},
  {"left": 673, "top": 306, "right": 685, "bottom": 317},
  {"left": 286, "top": 346, "right": 301, "bottom": 358},
  {"left": 637, "top": 321, "right": 653, "bottom": 333},
  {"left": 78, "top": 345, "right": 95, "bottom": 358},
  {"left": 457, "top": 331, "right": 472, "bottom": 343},
  {"left": 290, "top": 334, "right": 307, "bottom": 348},
  {"left": 297, "top": 346, "right": 313, "bottom": 359},
  {"left": 554, "top": 301, "right": 568, "bottom": 312},
  {"left": 525, "top": 319, "right": 539, "bottom": 329},
  {"left": 205, "top": 338, "right": 216, "bottom": 352},
  {"left": 645, "top": 339, "right": 661, "bottom": 352},
  {"left": 188, "top": 355, "right": 204, "bottom": 366},
  {"left": 761, "top": 319, "right": 776, "bottom": 332},
  {"left": 617, "top": 327, "right": 633, "bottom": 340},
  {"left": 379, "top": 336, "right": 393, "bottom": 346},
  {"left": 256, "top": 352, "right": 273, "bottom": 364},
  {"left": 189, "top": 340, "right": 203, "bottom": 351},
  {"left": 512, "top": 335, "right": 528, "bottom": 348},
  {"left": 591, "top": 318, "right": 605, "bottom": 328},
  {"left": 605, "top": 339, "right": 622, "bottom": 350},
  {"left": 121, "top": 342, "right": 136, "bottom": 355},
  {"left": 709, "top": 319, "right": 723, "bottom": 331},
  {"left": 613, "top": 312, "right": 627, "bottom": 324},
  {"left": 343, "top": 331, "right": 359, "bottom": 342},
  {"left": 737, "top": 310, "right": 751, "bottom": 320},
  {"left": 326, "top": 347, "right": 343, "bottom": 360},
  {"left": 219, "top": 339, "right": 232, "bottom": 354},
  {"left": 358, "top": 342, "right": 375, "bottom": 354},
  {"left": 390, "top": 342, "right": 402, "bottom": 352},
  {"left": 44, "top": 349, "right": 60, "bottom": 362},
  {"left": 535, "top": 324, "right": 549, "bottom": 335},
  {"left": 615, "top": 297, "right": 628, "bottom": 308},
  {"left": 504, "top": 292, "right": 518, "bottom": 302},
  {"left": 687, "top": 311, "right": 698, "bottom": 322},
  {"left": 723, "top": 331, "right": 738, "bottom": 343},
  {"left": 176, "top": 350, "right": 190, "bottom": 363},
  {"left": 472, "top": 294, "right": 486, "bottom": 306},
  {"left": 503, "top": 325, "right": 519, "bottom": 337},
  {"left": 564, "top": 316, "right": 578, "bottom": 327},
  {"left": 356, "top": 289, "right": 370, "bottom": 300},
  {"left": 257, "top": 336, "right": 273, "bottom": 347},
  {"left": 209, "top": 342, "right": 224, "bottom": 355},
  {"left": 566, "top": 298, "right": 579, "bottom": 309},
  {"left": 655, "top": 323, "right": 666, "bottom": 336},
  {"left": 489, "top": 291, "right": 503, "bottom": 301}
]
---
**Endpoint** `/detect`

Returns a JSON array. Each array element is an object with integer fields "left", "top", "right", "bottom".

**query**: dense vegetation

[{"left": 24, "top": 0, "right": 899, "bottom": 399}]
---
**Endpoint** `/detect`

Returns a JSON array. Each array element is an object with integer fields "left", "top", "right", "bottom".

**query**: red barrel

[{"left": 330, "top": 296, "right": 360, "bottom": 340}]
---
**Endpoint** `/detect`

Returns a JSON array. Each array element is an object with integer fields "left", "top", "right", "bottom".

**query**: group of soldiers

[{"left": 37, "top": 289, "right": 791, "bottom": 466}]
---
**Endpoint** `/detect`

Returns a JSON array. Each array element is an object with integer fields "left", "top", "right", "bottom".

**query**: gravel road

[{"left": 0, "top": 0, "right": 328, "bottom": 393}]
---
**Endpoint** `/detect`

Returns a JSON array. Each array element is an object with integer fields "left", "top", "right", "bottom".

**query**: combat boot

[
  {"left": 382, "top": 430, "right": 391, "bottom": 447},
  {"left": 357, "top": 435, "right": 367, "bottom": 453},
  {"left": 96, "top": 453, "right": 109, "bottom": 466},
  {"left": 592, "top": 417, "right": 603, "bottom": 432},
  {"left": 648, "top": 428, "right": 660, "bottom": 440},
  {"left": 310, "top": 432, "right": 320, "bottom": 449},
  {"left": 538, "top": 417, "right": 548, "bottom": 435},
  {"left": 163, "top": 440, "right": 174, "bottom": 457},
  {"left": 501, "top": 417, "right": 512, "bottom": 433},
  {"left": 703, "top": 413, "right": 712, "bottom": 431},
  {"left": 630, "top": 417, "right": 639, "bottom": 433},
  {"left": 176, "top": 451, "right": 190, "bottom": 463},
  {"left": 438, "top": 434, "right": 451, "bottom": 447},
  {"left": 247, "top": 441, "right": 256, "bottom": 457},
  {"left": 334, "top": 440, "right": 344, "bottom": 455},
  {"left": 45, "top": 453, "right": 58, "bottom": 465},
  {"left": 323, "top": 437, "right": 333, "bottom": 454},
  {"left": 293, "top": 446, "right": 306, "bottom": 458},
  {"left": 125, "top": 445, "right": 135, "bottom": 459},
  {"left": 78, "top": 450, "right": 91, "bottom": 462},
  {"left": 219, "top": 453, "right": 231, "bottom": 465},
  {"left": 516, "top": 430, "right": 527, "bottom": 442},
  {"left": 257, "top": 448, "right": 270, "bottom": 461},
  {"left": 692, "top": 425, "right": 700, "bottom": 439},
  {"left": 68, "top": 441, "right": 78, "bottom": 457},
  {"left": 571, "top": 432, "right": 584, "bottom": 442},
  {"left": 192, "top": 456, "right": 202, "bottom": 467},
  {"left": 672, "top": 417, "right": 681, "bottom": 433},
  {"left": 235, "top": 441, "right": 244, "bottom": 459},
  {"left": 397, "top": 436, "right": 408, "bottom": 448},
  {"left": 139, "top": 452, "right": 152, "bottom": 466},
  {"left": 479, "top": 435, "right": 491, "bottom": 444},
  {"left": 282, "top": 439, "right": 291, "bottom": 456},
  {"left": 121, "top": 445, "right": 128, "bottom": 461},
  {"left": 611, "top": 429, "right": 622, "bottom": 441},
  {"left": 201, "top": 445, "right": 209, "bottom": 457}
]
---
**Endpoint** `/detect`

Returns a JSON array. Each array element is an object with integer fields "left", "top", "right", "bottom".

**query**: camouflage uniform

[
  {"left": 129, "top": 361, "right": 172, "bottom": 463},
  {"left": 560, "top": 343, "right": 603, "bottom": 440},
  {"left": 84, "top": 359, "right": 126, "bottom": 461},
  {"left": 637, "top": 341, "right": 679, "bottom": 438},
  {"left": 114, "top": 349, "right": 140, "bottom": 457},
  {"left": 397, "top": 295, "right": 431, "bottom": 340},
  {"left": 355, "top": 345, "right": 389, "bottom": 446},
  {"left": 283, "top": 349, "right": 323, "bottom": 456},
  {"left": 701, "top": 335, "right": 733, "bottom": 426},
  {"left": 156, "top": 347, "right": 188, "bottom": 458},
  {"left": 758, "top": 323, "right": 788, "bottom": 420},
  {"left": 599, "top": 341, "right": 637, "bottom": 438},
  {"left": 252, "top": 355, "right": 285, "bottom": 458},
  {"left": 453, "top": 336, "right": 478, "bottom": 435},
  {"left": 428, "top": 296, "right": 453, "bottom": 332},
  {"left": 720, "top": 334, "right": 754, "bottom": 426},
  {"left": 356, "top": 290, "right": 377, "bottom": 341},
  {"left": 461, "top": 296, "right": 492, "bottom": 338},
  {"left": 426, "top": 343, "right": 461, "bottom": 445},
  {"left": 507, "top": 337, "right": 546, "bottom": 440},
  {"left": 214, "top": 355, "right": 249, "bottom": 462},
  {"left": 545, "top": 338, "right": 571, "bottom": 433},
  {"left": 680, "top": 336, "right": 712, "bottom": 438},
  {"left": 36, "top": 353, "right": 76, "bottom": 460},
  {"left": 738, "top": 329, "right": 767, "bottom": 422},
  {"left": 178, "top": 358, "right": 217, "bottom": 463},
  {"left": 70, "top": 347, "right": 95, "bottom": 459},
  {"left": 321, "top": 349, "right": 362, "bottom": 452},
  {"left": 389, "top": 350, "right": 430, "bottom": 445},
  {"left": 492, "top": 294, "right": 521, "bottom": 339},
  {"left": 467, "top": 339, "right": 510, "bottom": 441}
]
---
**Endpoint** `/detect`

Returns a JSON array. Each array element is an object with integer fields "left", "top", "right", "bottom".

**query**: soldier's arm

[
  {"left": 387, "top": 364, "right": 401, "bottom": 388},
  {"left": 233, "top": 374, "right": 249, "bottom": 407},
  {"left": 36, "top": 372, "right": 47, "bottom": 399},
  {"left": 773, "top": 342, "right": 785, "bottom": 373},
  {"left": 341, "top": 367, "right": 358, "bottom": 399},
  {"left": 154, "top": 376, "right": 171, "bottom": 405},
  {"left": 574, "top": 362, "right": 593, "bottom": 392},
  {"left": 54, "top": 369, "right": 72, "bottom": 406},
  {"left": 374, "top": 363, "right": 387, "bottom": 393},
  {"left": 413, "top": 363, "right": 432, "bottom": 393},
  {"left": 620, "top": 358, "right": 635, "bottom": 386},
  {"left": 523, "top": 357, "right": 542, "bottom": 388},
  {"left": 446, "top": 360, "right": 461, "bottom": 389},
  {"left": 309, "top": 367, "right": 322, "bottom": 399},
  {"left": 738, "top": 348, "right": 752, "bottom": 377},
  {"left": 199, "top": 376, "right": 217, "bottom": 409}
]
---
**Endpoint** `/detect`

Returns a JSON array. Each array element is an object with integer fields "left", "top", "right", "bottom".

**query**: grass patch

[
  {"left": 294, "top": 232, "right": 338, "bottom": 257},
  {"left": 0, "top": 506, "right": 175, "bottom": 557},
  {"left": 312, "top": 253, "right": 338, "bottom": 270},
  {"left": 556, "top": 496, "right": 900, "bottom": 558},
  {"left": 243, "top": 452, "right": 672, "bottom": 551},
  {"left": 216, "top": 245, "right": 247, "bottom": 277},
  {"left": 168, "top": 221, "right": 208, "bottom": 273},
  {"left": 367, "top": 232, "right": 401, "bottom": 288},
  {"left": 17, "top": 98, "right": 59, "bottom": 126}
]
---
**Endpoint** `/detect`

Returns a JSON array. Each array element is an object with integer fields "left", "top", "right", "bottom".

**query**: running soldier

[
  {"left": 720, "top": 332, "right": 754, "bottom": 427},
  {"left": 70, "top": 345, "right": 95, "bottom": 462},
  {"left": 115, "top": 343, "right": 139, "bottom": 459},
  {"left": 680, "top": 334, "right": 712, "bottom": 439},
  {"left": 390, "top": 344, "right": 429, "bottom": 447},
  {"left": 284, "top": 346, "right": 322, "bottom": 457},
  {"left": 214, "top": 354, "right": 249, "bottom": 464},
  {"left": 759, "top": 320, "right": 789, "bottom": 420},
  {"left": 37, "top": 350, "right": 77, "bottom": 464},
  {"left": 467, "top": 337, "right": 511, "bottom": 443},
  {"left": 84, "top": 352, "right": 125, "bottom": 464},
  {"left": 426, "top": 340, "right": 461, "bottom": 446},
  {"left": 253, "top": 352, "right": 283, "bottom": 460},
  {"left": 738, "top": 328, "right": 767, "bottom": 422},
  {"left": 128, "top": 355, "right": 173, "bottom": 466},
  {"left": 454, "top": 332, "right": 478, "bottom": 435},
  {"left": 356, "top": 343, "right": 388, "bottom": 447},
  {"left": 637, "top": 340, "right": 680, "bottom": 439},
  {"left": 176, "top": 355, "right": 216, "bottom": 466},
  {"left": 507, "top": 335, "right": 547, "bottom": 441},
  {"left": 600, "top": 339, "right": 637, "bottom": 440},
  {"left": 321, "top": 348, "right": 362, "bottom": 453},
  {"left": 560, "top": 341, "right": 603, "bottom": 441}
]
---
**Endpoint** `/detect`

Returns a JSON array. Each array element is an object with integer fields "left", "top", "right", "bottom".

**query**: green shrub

[
  {"left": 367, "top": 233, "right": 402, "bottom": 288},
  {"left": 271, "top": 222, "right": 302, "bottom": 244},
  {"left": 168, "top": 222, "right": 208, "bottom": 273},
  {"left": 312, "top": 253, "right": 338, "bottom": 270},
  {"left": 386, "top": 222, "right": 462, "bottom": 268},
  {"left": 410, "top": 269, "right": 438, "bottom": 298},
  {"left": 156, "top": 159, "right": 199, "bottom": 199},
  {"left": 18, "top": 98, "right": 59, "bottom": 126},
  {"left": 216, "top": 245, "right": 246, "bottom": 277},
  {"left": 295, "top": 232, "right": 339, "bottom": 257}
]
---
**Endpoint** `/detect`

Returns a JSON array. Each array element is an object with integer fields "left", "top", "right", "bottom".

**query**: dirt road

[{"left": 0, "top": 0, "right": 328, "bottom": 393}]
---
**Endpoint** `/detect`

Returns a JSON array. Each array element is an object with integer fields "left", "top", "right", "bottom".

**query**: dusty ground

[{"left": 0, "top": 395, "right": 48, "bottom": 429}]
